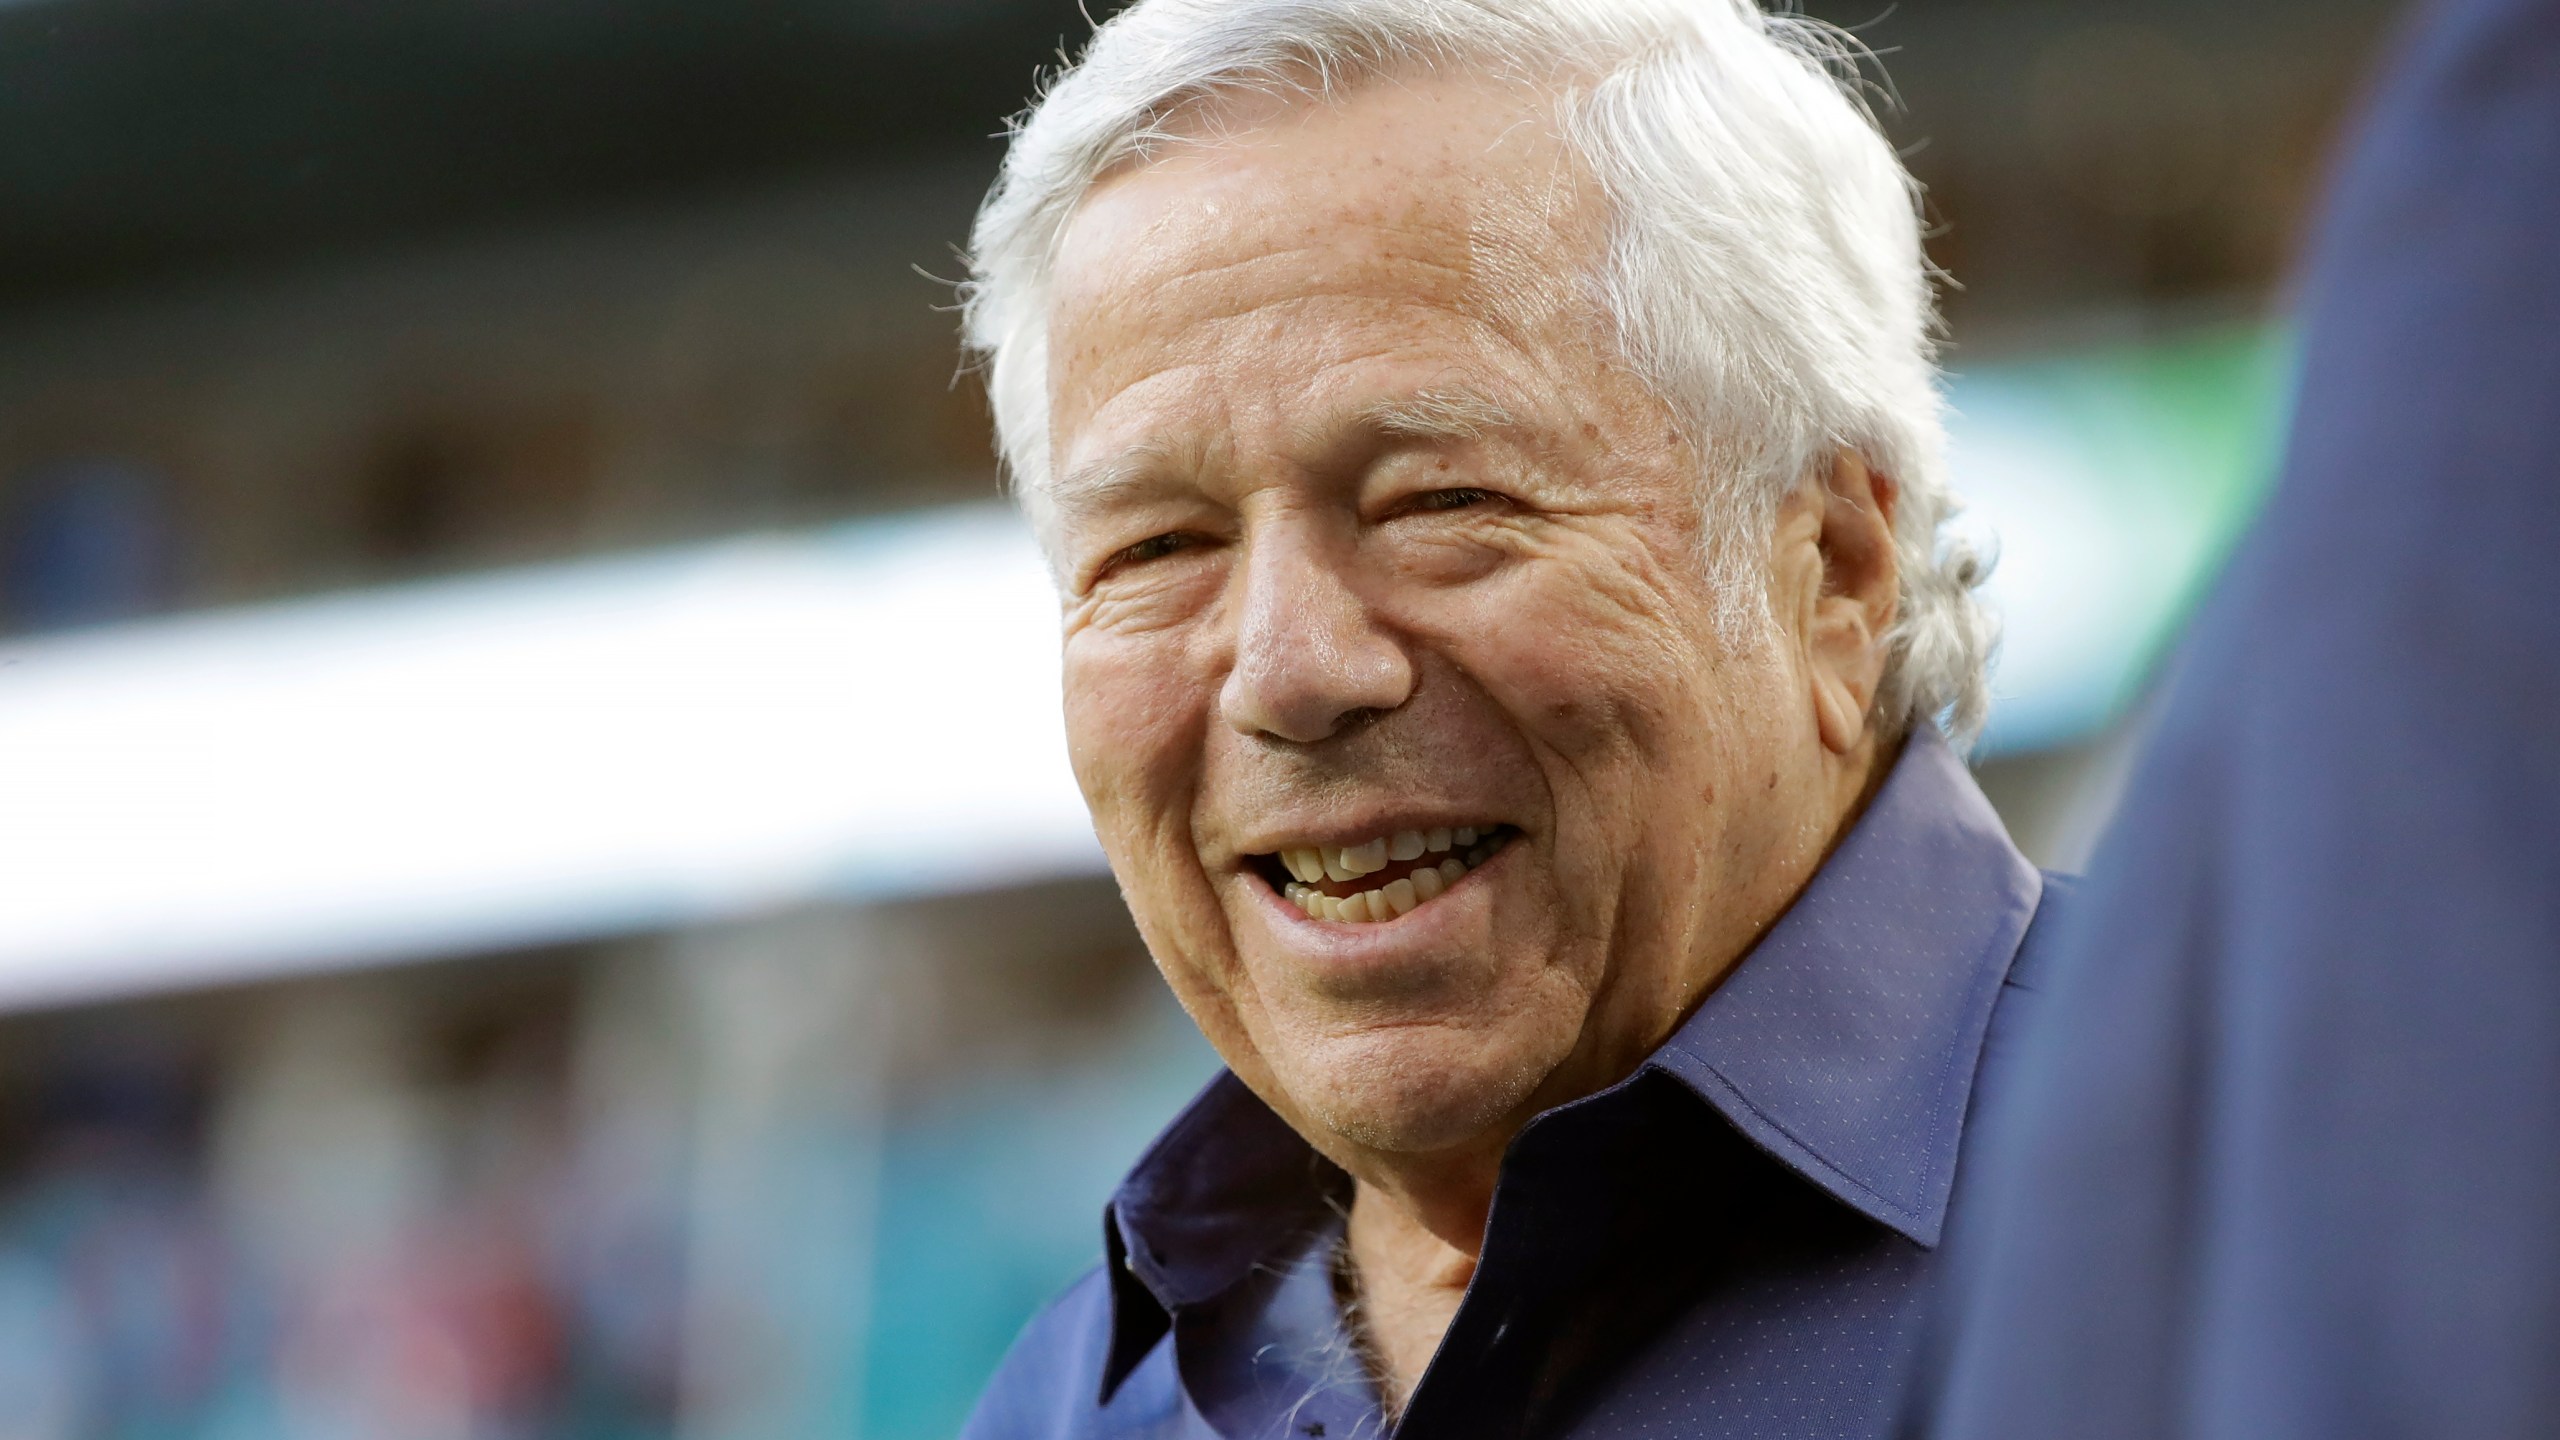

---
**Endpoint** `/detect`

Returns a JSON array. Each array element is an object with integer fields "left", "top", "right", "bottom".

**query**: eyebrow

[
  {"left": 1339, "top": 385, "right": 1526, "bottom": 446},
  {"left": 1049, "top": 443, "right": 1190, "bottom": 523},
  {"left": 1048, "top": 384, "right": 1527, "bottom": 518}
]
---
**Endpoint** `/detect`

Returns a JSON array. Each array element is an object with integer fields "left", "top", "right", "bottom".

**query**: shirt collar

[
  {"left": 1110, "top": 1068, "right": 1342, "bottom": 1311},
  {"left": 1097, "top": 725, "right": 2039, "bottom": 1396},
  {"left": 1643, "top": 725, "right": 2041, "bottom": 1246},
  {"left": 1098, "top": 1071, "right": 1344, "bottom": 1397}
]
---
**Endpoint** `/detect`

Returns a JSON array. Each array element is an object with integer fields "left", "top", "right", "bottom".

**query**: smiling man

[{"left": 958, "top": 3, "right": 2067, "bottom": 1438}]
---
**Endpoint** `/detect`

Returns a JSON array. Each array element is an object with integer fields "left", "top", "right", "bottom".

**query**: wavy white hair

[{"left": 962, "top": 0, "right": 1994, "bottom": 745}]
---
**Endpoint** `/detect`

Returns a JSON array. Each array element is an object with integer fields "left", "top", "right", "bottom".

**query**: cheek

[
  {"left": 1054, "top": 627, "right": 1223, "bottom": 942},
  {"left": 1448, "top": 543, "right": 1719, "bottom": 771},
  {"left": 1420, "top": 535, "right": 1757, "bottom": 945},
  {"left": 1061, "top": 632, "right": 1251, "bottom": 1044},
  {"left": 1060, "top": 631, "right": 1209, "bottom": 849}
]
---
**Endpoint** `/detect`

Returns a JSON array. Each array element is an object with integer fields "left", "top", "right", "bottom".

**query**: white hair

[{"left": 962, "top": 0, "right": 1994, "bottom": 745}]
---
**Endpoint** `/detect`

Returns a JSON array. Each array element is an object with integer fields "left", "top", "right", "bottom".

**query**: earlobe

[{"left": 1812, "top": 670, "right": 1868, "bottom": 754}]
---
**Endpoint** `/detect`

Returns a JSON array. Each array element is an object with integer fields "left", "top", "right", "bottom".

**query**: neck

[{"left": 1343, "top": 1168, "right": 1490, "bottom": 1418}]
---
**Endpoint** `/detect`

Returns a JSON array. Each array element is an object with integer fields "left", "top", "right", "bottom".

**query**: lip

[{"left": 1222, "top": 813, "right": 1513, "bottom": 869}]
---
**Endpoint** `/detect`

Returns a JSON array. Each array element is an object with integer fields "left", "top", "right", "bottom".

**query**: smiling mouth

[{"left": 1248, "top": 825, "right": 1518, "bottom": 924}]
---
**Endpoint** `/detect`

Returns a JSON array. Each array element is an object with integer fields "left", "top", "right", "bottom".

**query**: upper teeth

[
  {"left": 1286, "top": 860, "right": 1467, "bottom": 923},
  {"left": 1280, "top": 827, "right": 1478, "bottom": 885},
  {"left": 1272, "top": 826, "right": 1502, "bottom": 925}
]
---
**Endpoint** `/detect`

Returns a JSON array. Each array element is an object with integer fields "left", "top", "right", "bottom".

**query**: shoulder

[{"left": 960, "top": 1262, "right": 1185, "bottom": 1440}]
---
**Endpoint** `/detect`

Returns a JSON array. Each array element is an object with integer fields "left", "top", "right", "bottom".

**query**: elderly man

[{"left": 959, "top": 2, "right": 2066, "bottom": 1437}]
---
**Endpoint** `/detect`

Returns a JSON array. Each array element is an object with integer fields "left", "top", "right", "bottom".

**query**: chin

[{"left": 1280, "top": 1021, "right": 1567, "bottom": 1157}]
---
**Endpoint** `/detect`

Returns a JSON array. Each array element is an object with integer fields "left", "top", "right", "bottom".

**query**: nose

[{"left": 1218, "top": 528, "right": 1414, "bottom": 744}]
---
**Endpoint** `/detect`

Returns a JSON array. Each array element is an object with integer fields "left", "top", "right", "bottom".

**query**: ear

[{"left": 1799, "top": 449, "right": 1900, "bottom": 755}]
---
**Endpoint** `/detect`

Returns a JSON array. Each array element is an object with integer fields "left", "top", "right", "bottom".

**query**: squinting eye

[
  {"left": 1106, "top": 531, "right": 1198, "bottom": 570},
  {"left": 1402, "top": 487, "right": 1499, "bottom": 514}
]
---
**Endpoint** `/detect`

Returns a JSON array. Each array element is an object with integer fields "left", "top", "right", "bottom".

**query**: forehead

[{"left": 1044, "top": 73, "right": 1603, "bottom": 476}]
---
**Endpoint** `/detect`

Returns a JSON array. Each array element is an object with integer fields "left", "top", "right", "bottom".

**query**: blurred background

[{"left": 0, "top": 1, "right": 2398, "bottom": 1436}]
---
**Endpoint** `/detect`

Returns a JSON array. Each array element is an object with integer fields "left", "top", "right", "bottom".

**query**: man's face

[{"left": 1044, "top": 76, "right": 1848, "bottom": 1167}]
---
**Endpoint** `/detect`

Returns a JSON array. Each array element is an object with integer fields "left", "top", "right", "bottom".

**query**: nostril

[
  {"left": 1327, "top": 705, "right": 1390, "bottom": 737},
  {"left": 1232, "top": 700, "right": 1395, "bottom": 748}
]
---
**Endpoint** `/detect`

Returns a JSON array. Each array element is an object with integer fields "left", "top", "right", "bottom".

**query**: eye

[
  {"left": 1393, "top": 487, "right": 1503, "bottom": 516},
  {"left": 1104, "top": 531, "right": 1202, "bottom": 571}
]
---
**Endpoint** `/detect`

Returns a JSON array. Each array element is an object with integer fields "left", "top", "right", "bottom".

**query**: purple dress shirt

[{"left": 964, "top": 726, "right": 2065, "bottom": 1440}]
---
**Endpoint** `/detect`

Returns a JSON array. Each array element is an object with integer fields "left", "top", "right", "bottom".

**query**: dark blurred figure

[{"left": 1918, "top": 1, "right": 2560, "bottom": 1436}]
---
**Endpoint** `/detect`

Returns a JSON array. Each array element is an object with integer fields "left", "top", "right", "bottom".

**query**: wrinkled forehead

[{"left": 1040, "top": 71, "right": 1612, "bottom": 482}]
